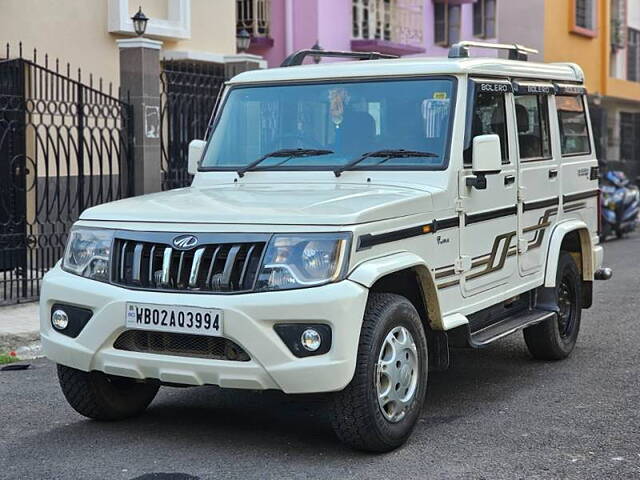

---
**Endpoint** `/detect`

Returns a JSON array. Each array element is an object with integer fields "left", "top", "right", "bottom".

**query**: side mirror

[
  {"left": 472, "top": 134, "right": 502, "bottom": 174},
  {"left": 188, "top": 139, "right": 206, "bottom": 175},
  {"left": 466, "top": 134, "right": 502, "bottom": 190}
]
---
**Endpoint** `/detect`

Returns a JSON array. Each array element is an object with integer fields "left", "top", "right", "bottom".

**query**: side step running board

[{"left": 470, "top": 309, "right": 556, "bottom": 347}]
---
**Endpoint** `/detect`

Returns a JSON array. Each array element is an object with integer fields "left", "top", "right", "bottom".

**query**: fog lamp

[
  {"left": 52, "top": 309, "right": 69, "bottom": 330},
  {"left": 301, "top": 328, "right": 321, "bottom": 351}
]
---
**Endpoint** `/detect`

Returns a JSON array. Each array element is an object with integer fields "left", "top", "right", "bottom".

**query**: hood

[{"left": 80, "top": 183, "right": 435, "bottom": 226}]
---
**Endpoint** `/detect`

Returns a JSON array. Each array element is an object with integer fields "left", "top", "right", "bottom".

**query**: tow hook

[{"left": 595, "top": 267, "right": 613, "bottom": 281}]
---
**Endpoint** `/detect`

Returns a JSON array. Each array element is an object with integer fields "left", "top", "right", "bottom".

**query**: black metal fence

[
  {"left": 160, "top": 60, "right": 225, "bottom": 190},
  {"left": 0, "top": 46, "right": 133, "bottom": 305}
]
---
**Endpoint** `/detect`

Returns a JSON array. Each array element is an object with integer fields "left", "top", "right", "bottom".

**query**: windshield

[{"left": 201, "top": 77, "right": 455, "bottom": 172}]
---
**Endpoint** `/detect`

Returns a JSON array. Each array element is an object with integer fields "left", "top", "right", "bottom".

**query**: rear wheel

[
  {"left": 523, "top": 252, "right": 582, "bottom": 360},
  {"left": 330, "top": 293, "right": 428, "bottom": 452},
  {"left": 57, "top": 364, "right": 159, "bottom": 421}
]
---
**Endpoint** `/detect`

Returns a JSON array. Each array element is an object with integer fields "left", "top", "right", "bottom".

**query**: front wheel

[
  {"left": 523, "top": 252, "right": 582, "bottom": 360},
  {"left": 330, "top": 293, "right": 428, "bottom": 452},
  {"left": 57, "top": 364, "right": 159, "bottom": 421}
]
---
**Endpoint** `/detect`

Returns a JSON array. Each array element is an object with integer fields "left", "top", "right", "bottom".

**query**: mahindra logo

[{"left": 172, "top": 234, "right": 199, "bottom": 250}]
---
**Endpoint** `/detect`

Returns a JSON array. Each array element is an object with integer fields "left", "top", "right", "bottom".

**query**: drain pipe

[{"left": 285, "top": 0, "right": 294, "bottom": 56}]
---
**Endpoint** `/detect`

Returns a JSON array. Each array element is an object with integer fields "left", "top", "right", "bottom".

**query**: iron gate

[
  {"left": 160, "top": 60, "right": 225, "bottom": 191},
  {"left": 0, "top": 49, "right": 133, "bottom": 305}
]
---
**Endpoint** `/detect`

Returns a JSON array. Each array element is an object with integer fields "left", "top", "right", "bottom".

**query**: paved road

[{"left": 1, "top": 234, "right": 639, "bottom": 480}]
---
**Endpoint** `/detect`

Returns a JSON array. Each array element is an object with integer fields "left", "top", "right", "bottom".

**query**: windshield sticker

[
  {"left": 433, "top": 92, "right": 448, "bottom": 100},
  {"left": 423, "top": 99, "right": 450, "bottom": 139}
]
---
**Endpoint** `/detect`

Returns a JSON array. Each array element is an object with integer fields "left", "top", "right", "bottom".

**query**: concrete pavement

[{"left": 0, "top": 302, "right": 39, "bottom": 353}]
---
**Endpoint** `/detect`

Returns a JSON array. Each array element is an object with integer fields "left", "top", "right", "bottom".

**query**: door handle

[
  {"left": 504, "top": 175, "right": 516, "bottom": 186},
  {"left": 549, "top": 169, "right": 558, "bottom": 179}
]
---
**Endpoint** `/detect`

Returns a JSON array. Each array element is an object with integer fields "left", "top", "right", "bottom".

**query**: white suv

[{"left": 41, "top": 42, "right": 611, "bottom": 452}]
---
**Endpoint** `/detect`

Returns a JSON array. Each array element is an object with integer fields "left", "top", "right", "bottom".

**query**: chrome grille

[
  {"left": 113, "top": 330, "right": 250, "bottom": 361},
  {"left": 112, "top": 236, "right": 266, "bottom": 293}
]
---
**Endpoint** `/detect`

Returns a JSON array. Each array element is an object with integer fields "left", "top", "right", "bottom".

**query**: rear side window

[
  {"left": 465, "top": 90, "right": 509, "bottom": 165},
  {"left": 555, "top": 95, "right": 591, "bottom": 156},
  {"left": 514, "top": 95, "right": 552, "bottom": 160}
]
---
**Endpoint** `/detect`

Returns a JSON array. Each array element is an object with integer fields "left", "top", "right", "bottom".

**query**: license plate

[{"left": 125, "top": 303, "right": 223, "bottom": 337}]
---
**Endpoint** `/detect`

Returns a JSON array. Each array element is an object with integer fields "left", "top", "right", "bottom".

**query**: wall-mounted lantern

[
  {"left": 131, "top": 7, "right": 149, "bottom": 37},
  {"left": 237, "top": 29, "right": 251, "bottom": 53}
]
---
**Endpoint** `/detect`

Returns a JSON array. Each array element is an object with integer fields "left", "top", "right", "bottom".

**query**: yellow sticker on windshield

[{"left": 433, "top": 92, "right": 448, "bottom": 100}]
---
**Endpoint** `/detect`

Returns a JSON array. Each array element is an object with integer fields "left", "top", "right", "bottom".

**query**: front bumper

[{"left": 40, "top": 264, "right": 368, "bottom": 394}]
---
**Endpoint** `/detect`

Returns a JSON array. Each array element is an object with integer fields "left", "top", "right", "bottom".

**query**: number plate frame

[{"left": 125, "top": 303, "right": 223, "bottom": 337}]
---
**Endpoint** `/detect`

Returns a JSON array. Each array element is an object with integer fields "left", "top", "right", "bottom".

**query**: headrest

[
  {"left": 490, "top": 106, "right": 505, "bottom": 131},
  {"left": 515, "top": 104, "right": 530, "bottom": 133}
]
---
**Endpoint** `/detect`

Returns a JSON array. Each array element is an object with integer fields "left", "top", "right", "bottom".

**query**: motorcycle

[{"left": 600, "top": 170, "right": 640, "bottom": 241}]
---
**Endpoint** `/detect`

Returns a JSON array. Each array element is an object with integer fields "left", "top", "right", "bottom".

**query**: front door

[
  {"left": 460, "top": 79, "right": 518, "bottom": 298},
  {"left": 512, "top": 81, "right": 560, "bottom": 277}
]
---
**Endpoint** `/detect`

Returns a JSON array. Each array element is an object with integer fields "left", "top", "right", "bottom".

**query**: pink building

[{"left": 237, "top": 0, "right": 499, "bottom": 67}]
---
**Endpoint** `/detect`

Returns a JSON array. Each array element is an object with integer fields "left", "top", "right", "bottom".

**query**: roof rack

[
  {"left": 280, "top": 49, "right": 398, "bottom": 67},
  {"left": 448, "top": 41, "right": 539, "bottom": 61}
]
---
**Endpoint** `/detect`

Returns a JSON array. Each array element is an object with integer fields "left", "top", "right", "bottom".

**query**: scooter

[{"left": 600, "top": 170, "right": 640, "bottom": 241}]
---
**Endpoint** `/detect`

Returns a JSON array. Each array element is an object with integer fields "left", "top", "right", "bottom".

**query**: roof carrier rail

[
  {"left": 280, "top": 49, "right": 398, "bottom": 67},
  {"left": 448, "top": 41, "right": 539, "bottom": 61}
]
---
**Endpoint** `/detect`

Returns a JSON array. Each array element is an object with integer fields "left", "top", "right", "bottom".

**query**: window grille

[
  {"left": 237, "top": 0, "right": 270, "bottom": 37},
  {"left": 352, "top": 0, "right": 423, "bottom": 46},
  {"left": 628, "top": 28, "right": 640, "bottom": 82},
  {"left": 575, "top": 0, "right": 594, "bottom": 31}
]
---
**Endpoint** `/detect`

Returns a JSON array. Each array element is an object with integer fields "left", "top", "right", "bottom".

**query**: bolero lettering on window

[
  {"left": 477, "top": 82, "right": 511, "bottom": 93},
  {"left": 554, "top": 83, "right": 587, "bottom": 96},
  {"left": 512, "top": 82, "right": 555, "bottom": 95}
]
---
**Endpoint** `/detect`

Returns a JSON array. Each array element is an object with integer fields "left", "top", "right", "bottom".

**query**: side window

[
  {"left": 556, "top": 95, "right": 591, "bottom": 156},
  {"left": 514, "top": 95, "right": 552, "bottom": 160},
  {"left": 434, "top": 4, "right": 461, "bottom": 47},
  {"left": 473, "top": 0, "right": 497, "bottom": 38},
  {"left": 465, "top": 89, "right": 509, "bottom": 166}
]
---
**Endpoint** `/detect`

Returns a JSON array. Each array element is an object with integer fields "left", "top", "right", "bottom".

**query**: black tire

[
  {"left": 330, "top": 293, "right": 428, "bottom": 452},
  {"left": 523, "top": 252, "right": 582, "bottom": 360},
  {"left": 57, "top": 364, "right": 159, "bottom": 421}
]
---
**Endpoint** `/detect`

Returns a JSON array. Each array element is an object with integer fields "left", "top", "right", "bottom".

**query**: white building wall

[{"left": 628, "top": 0, "right": 640, "bottom": 30}]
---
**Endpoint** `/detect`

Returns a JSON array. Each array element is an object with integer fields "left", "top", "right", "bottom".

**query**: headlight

[
  {"left": 62, "top": 227, "right": 113, "bottom": 282},
  {"left": 255, "top": 233, "right": 351, "bottom": 291}
]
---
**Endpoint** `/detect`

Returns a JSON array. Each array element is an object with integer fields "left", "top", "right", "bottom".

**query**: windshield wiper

[
  {"left": 334, "top": 149, "right": 438, "bottom": 177},
  {"left": 237, "top": 148, "right": 334, "bottom": 177}
]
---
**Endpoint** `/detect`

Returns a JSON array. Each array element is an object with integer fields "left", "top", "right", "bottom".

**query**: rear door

[
  {"left": 459, "top": 78, "right": 519, "bottom": 297},
  {"left": 555, "top": 85, "right": 599, "bottom": 234},
  {"left": 513, "top": 81, "right": 561, "bottom": 277}
]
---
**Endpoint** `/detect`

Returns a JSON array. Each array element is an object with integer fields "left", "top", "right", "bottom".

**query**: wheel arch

[
  {"left": 544, "top": 220, "right": 594, "bottom": 308},
  {"left": 348, "top": 252, "right": 444, "bottom": 331},
  {"left": 544, "top": 220, "right": 594, "bottom": 286}
]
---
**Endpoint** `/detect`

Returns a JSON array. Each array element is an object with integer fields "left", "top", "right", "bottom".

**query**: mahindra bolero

[{"left": 41, "top": 42, "right": 611, "bottom": 452}]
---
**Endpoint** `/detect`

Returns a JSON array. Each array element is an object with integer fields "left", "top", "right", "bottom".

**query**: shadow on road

[{"left": 19, "top": 338, "right": 541, "bottom": 458}]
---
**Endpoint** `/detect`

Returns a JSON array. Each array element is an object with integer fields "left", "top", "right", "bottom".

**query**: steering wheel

[{"left": 279, "top": 133, "right": 324, "bottom": 150}]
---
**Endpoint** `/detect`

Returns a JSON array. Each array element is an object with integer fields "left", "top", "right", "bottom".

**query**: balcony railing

[
  {"left": 237, "top": 0, "right": 270, "bottom": 38},
  {"left": 352, "top": 0, "right": 424, "bottom": 47}
]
